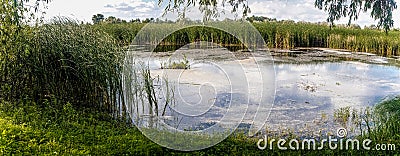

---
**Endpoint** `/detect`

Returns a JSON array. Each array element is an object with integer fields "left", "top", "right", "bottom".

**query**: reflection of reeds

[
  {"left": 123, "top": 59, "right": 175, "bottom": 127},
  {"left": 162, "top": 77, "right": 175, "bottom": 116},
  {"left": 142, "top": 66, "right": 158, "bottom": 116}
]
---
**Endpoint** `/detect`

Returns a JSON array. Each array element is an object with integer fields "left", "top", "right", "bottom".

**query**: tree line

[{"left": 92, "top": 14, "right": 157, "bottom": 24}]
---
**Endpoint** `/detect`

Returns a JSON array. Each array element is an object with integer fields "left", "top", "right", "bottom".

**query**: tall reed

[
  {"left": 97, "top": 21, "right": 400, "bottom": 56},
  {"left": 1, "top": 16, "right": 127, "bottom": 117},
  {"left": 33, "top": 17, "right": 126, "bottom": 116}
]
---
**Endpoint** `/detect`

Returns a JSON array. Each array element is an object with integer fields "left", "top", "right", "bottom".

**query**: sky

[{"left": 41, "top": 0, "right": 400, "bottom": 28}]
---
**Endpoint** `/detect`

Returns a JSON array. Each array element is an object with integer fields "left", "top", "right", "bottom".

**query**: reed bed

[
  {"left": 1, "top": 16, "right": 126, "bottom": 117},
  {"left": 98, "top": 21, "right": 400, "bottom": 56},
  {"left": 33, "top": 18, "right": 126, "bottom": 117}
]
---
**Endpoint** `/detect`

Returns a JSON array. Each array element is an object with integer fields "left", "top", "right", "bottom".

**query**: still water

[{"left": 127, "top": 44, "right": 400, "bottom": 135}]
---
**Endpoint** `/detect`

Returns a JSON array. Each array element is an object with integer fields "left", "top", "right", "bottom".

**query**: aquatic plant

[
  {"left": 0, "top": 15, "right": 126, "bottom": 117},
  {"left": 334, "top": 106, "right": 351, "bottom": 128},
  {"left": 160, "top": 54, "right": 190, "bottom": 69},
  {"left": 99, "top": 22, "right": 400, "bottom": 56},
  {"left": 332, "top": 97, "right": 400, "bottom": 145},
  {"left": 371, "top": 96, "right": 400, "bottom": 142}
]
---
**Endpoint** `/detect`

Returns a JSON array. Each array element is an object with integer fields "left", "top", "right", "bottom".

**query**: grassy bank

[
  {"left": 0, "top": 99, "right": 257, "bottom": 155},
  {"left": 0, "top": 99, "right": 162, "bottom": 155},
  {"left": 0, "top": 98, "right": 398, "bottom": 155}
]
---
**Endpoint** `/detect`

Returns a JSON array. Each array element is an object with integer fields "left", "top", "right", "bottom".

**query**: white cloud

[
  {"left": 42, "top": 0, "right": 400, "bottom": 28},
  {"left": 43, "top": 0, "right": 109, "bottom": 23},
  {"left": 248, "top": 0, "right": 324, "bottom": 21},
  {"left": 101, "top": 0, "right": 163, "bottom": 20},
  {"left": 248, "top": 0, "right": 400, "bottom": 28},
  {"left": 43, "top": 0, "right": 163, "bottom": 23}
]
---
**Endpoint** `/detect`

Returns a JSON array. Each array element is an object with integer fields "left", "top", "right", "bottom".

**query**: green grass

[
  {"left": 1, "top": 98, "right": 399, "bottom": 155},
  {"left": 330, "top": 97, "right": 400, "bottom": 150},
  {"left": 0, "top": 99, "right": 256, "bottom": 155},
  {"left": 367, "top": 96, "right": 400, "bottom": 144},
  {"left": 0, "top": 100, "right": 163, "bottom": 155}
]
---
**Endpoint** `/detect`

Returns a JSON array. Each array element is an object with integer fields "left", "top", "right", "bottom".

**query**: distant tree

[
  {"left": 92, "top": 14, "right": 104, "bottom": 24},
  {"left": 246, "top": 15, "right": 277, "bottom": 23},
  {"left": 349, "top": 24, "right": 361, "bottom": 29},
  {"left": 105, "top": 16, "right": 116, "bottom": 23},
  {"left": 282, "top": 20, "right": 295, "bottom": 24},
  {"left": 317, "top": 21, "right": 330, "bottom": 26},
  {"left": 246, "top": 15, "right": 262, "bottom": 22},
  {"left": 364, "top": 24, "right": 379, "bottom": 30},
  {"left": 130, "top": 18, "right": 141, "bottom": 23},
  {"left": 298, "top": 21, "right": 311, "bottom": 24},
  {"left": 103, "top": 16, "right": 126, "bottom": 24},
  {"left": 142, "top": 18, "right": 154, "bottom": 23}
]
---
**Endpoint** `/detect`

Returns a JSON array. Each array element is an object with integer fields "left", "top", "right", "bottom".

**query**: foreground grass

[
  {"left": 0, "top": 99, "right": 399, "bottom": 155},
  {"left": 0, "top": 100, "right": 257, "bottom": 155},
  {"left": 0, "top": 100, "right": 163, "bottom": 155}
]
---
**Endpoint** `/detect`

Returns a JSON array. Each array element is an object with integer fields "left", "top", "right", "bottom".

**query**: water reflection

[
  {"left": 128, "top": 44, "right": 400, "bottom": 134},
  {"left": 275, "top": 62, "right": 400, "bottom": 109},
  {"left": 268, "top": 61, "right": 400, "bottom": 132}
]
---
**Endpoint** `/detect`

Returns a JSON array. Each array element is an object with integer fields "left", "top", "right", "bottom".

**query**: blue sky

[{"left": 42, "top": 0, "right": 400, "bottom": 28}]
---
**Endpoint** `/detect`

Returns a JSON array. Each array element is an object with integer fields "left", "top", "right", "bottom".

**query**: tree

[
  {"left": 92, "top": 14, "right": 104, "bottom": 24},
  {"left": 130, "top": 18, "right": 141, "bottom": 23},
  {"left": 105, "top": 16, "right": 116, "bottom": 23},
  {"left": 158, "top": 0, "right": 397, "bottom": 32},
  {"left": 142, "top": 18, "right": 154, "bottom": 23},
  {"left": 158, "top": 0, "right": 250, "bottom": 20},
  {"left": 104, "top": 16, "right": 127, "bottom": 24},
  {"left": 314, "top": 0, "right": 397, "bottom": 33},
  {"left": 246, "top": 16, "right": 276, "bottom": 23}
]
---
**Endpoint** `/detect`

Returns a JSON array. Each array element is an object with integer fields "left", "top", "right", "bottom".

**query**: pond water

[
  {"left": 269, "top": 61, "right": 400, "bottom": 135},
  {"left": 126, "top": 43, "right": 400, "bottom": 136}
]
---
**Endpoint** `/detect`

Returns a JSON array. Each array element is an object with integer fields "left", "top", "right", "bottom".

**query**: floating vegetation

[
  {"left": 298, "top": 82, "right": 318, "bottom": 92},
  {"left": 334, "top": 106, "right": 352, "bottom": 128},
  {"left": 160, "top": 55, "right": 190, "bottom": 69}
]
